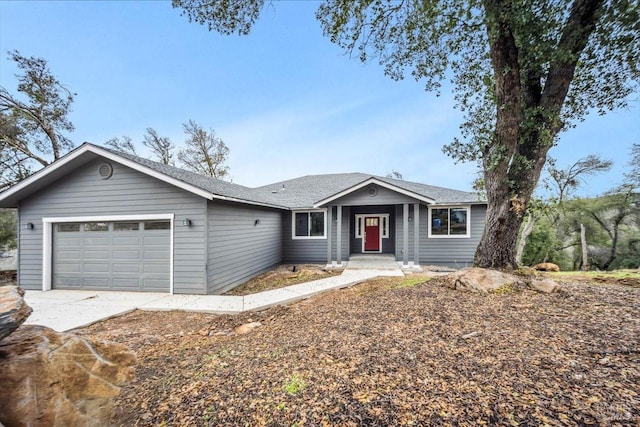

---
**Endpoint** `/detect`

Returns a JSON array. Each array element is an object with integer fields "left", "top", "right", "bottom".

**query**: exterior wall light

[
  {"left": 25, "top": 222, "right": 34, "bottom": 230},
  {"left": 254, "top": 219, "right": 260, "bottom": 226},
  {"left": 182, "top": 219, "right": 192, "bottom": 227}
]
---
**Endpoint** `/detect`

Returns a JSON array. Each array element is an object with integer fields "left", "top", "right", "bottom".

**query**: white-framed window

[
  {"left": 354, "top": 214, "right": 390, "bottom": 238},
  {"left": 428, "top": 206, "right": 471, "bottom": 238},
  {"left": 292, "top": 209, "right": 327, "bottom": 239}
]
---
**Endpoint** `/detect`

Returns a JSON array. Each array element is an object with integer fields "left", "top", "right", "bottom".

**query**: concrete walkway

[{"left": 24, "top": 263, "right": 404, "bottom": 332}]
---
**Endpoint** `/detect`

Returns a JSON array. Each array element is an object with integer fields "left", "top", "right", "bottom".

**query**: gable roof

[
  {"left": 0, "top": 143, "right": 485, "bottom": 209},
  {"left": 252, "top": 173, "right": 483, "bottom": 208}
]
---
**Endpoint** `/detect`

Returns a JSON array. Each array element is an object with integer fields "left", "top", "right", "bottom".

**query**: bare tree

[
  {"left": 104, "top": 136, "right": 137, "bottom": 156},
  {"left": 178, "top": 120, "right": 229, "bottom": 179},
  {"left": 545, "top": 155, "right": 613, "bottom": 204},
  {"left": 143, "top": 128, "right": 174, "bottom": 165},
  {"left": 0, "top": 51, "right": 75, "bottom": 188}
]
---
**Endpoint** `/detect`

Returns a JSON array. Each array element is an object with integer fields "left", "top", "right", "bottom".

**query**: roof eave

[{"left": 312, "top": 177, "right": 436, "bottom": 208}]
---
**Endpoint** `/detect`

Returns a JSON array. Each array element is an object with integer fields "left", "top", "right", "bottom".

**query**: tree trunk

[
  {"left": 515, "top": 213, "right": 535, "bottom": 266},
  {"left": 474, "top": 0, "right": 603, "bottom": 270},
  {"left": 580, "top": 223, "right": 589, "bottom": 271}
]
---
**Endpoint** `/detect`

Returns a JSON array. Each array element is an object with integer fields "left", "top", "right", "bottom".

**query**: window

[
  {"left": 58, "top": 223, "right": 80, "bottom": 232},
  {"left": 429, "top": 206, "right": 470, "bottom": 238},
  {"left": 84, "top": 222, "right": 108, "bottom": 232},
  {"left": 292, "top": 210, "right": 326, "bottom": 239},
  {"left": 144, "top": 221, "right": 170, "bottom": 230},
  {"left": 114, "top": 222, "right": 140, "bottom": 231}
]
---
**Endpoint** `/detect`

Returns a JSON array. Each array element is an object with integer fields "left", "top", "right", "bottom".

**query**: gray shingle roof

[
  {"left": 252, "top": 173, "right": 484, "bottom": 208},
  {"left": 98, "top": 144, "right": 485, "bottom": 209}
]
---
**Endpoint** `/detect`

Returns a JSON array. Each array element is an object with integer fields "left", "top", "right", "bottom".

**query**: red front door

[{"left": 364, "top": 217, "right": 380, "bottom": 251}]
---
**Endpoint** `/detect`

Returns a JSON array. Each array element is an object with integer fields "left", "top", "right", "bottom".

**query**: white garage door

[{"left": 53, "top": 220, "right": 170, "bottom": 292}]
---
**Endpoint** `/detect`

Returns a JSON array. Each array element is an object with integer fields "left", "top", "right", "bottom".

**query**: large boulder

[
  {"left": 445, "top": 267, "right": 524, "bottom": 293},
  {"left": 0, "top": 325, "right": 136, "bottom": 427},
  {"left": 0, "top": 285, "right": 32, "bottom": 341}
]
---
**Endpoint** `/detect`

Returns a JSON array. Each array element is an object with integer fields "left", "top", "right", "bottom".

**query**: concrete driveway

[{"left": 23, "top": 265, "right": 405, "bottom": 332}]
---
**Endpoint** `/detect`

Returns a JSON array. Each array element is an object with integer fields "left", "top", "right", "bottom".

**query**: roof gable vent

[{"left": 98, "top": 163, "right": 113, "bottom": 179}]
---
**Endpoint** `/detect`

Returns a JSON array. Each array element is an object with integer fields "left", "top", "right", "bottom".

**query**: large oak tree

[{"left": 173, "top": 0, "right": 639, "bottom": 268}]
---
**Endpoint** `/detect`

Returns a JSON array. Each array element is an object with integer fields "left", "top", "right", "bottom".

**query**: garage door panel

[
  {"left": 142, "top": 263, "right": 169, "bottom": 274},
  {"left": 55, "top": 263, "right": 82, "bottom": 274},
  {"left": 112, "top": 263, "right": 140, "bottom": 273},
  {"left": 83, "top": 277, "right": 111, "bottom": 288},
  {"left": 143, "top": 250, "right": 169, "bottom": 261},
  {"left": 56, "top": 250, "right": 83, "bottom": 260},
  {"left": 142, "top": 279, "right": 170, "bottom": 290},
  {"left": 113, "top": 250, "right": 141, "bottom": 260},
  {"left": 83, "top": 250, "right": 110, "bottom": 260},
  {"left": 83, "top": 237, "right": 109, "bottom": 245},
  {"left": 55, "top": 277, "right": 82, "bottom": 287},
  {"left": 112, "top": 279, "right": 140, "bottom": 289},
  {"left": 143, "top": 235, "right": 168, "bottom": 245},
  {"left": 53, "top": 220, "right": 170, "bottom": 292},
  {"left": 112, "top": 236, "right": 141, "bottom": 245}
]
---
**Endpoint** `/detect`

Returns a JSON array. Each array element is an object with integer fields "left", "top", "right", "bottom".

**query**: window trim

[
  {"left": 291, "top": 209, "right": 327, "bottom": 240},
  {"left": 427, "top": 205, "right": 471, "bottom": 238}
]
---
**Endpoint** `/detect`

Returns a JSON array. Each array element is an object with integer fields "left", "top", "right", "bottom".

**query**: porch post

[
  {"left": 403, "top": 203, "right": 409, "bottom": 266},
  {"left": 326, "top": 205, "right": 333, "bottom": 265},
  {"left": 413, "top": 203, "right": 420, "bottom": 266},
  {"left": 336, "top": 205, "right": 342, "bottom": 265}
]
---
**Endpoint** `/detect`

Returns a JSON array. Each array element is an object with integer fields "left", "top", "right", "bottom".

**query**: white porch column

[
  {"left": 326, "top": 205, "right": 333, "bottom": 265},
  {"left": 336, "top": 205, "right": 342, "bottom": 265},
  {"left": 403, "top": 203, "right": 409, "bottom": 266},
  {"left": 413, "top": 203, "right": 420, "bottom": 266}
]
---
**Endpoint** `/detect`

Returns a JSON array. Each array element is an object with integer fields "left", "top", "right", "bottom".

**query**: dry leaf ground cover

[
  {"left": 78, "top": 275, "right": 640, "bottom": 426},
  {"left": 224, "top": 264, "right": 340, "bottom": 296}
]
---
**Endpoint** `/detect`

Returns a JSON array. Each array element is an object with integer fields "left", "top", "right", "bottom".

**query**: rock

[
  {"left": 461, "top": 331, "right": 482, "bottom": 339},
  {"left": 235, "top": 321, "right": 262, "bottom": 335},
  {"left": 0, "top": 285, "right": 32, "bottom": 342},
  {"left": 532, "top": 263, "right": 560, "bottom": 272},
  {"left": 530, "top": 278, "right": 561, "bottom": 293},
  {"left": 445, "top": 267, "right": 523, "bottom": 293},
  {"left": 0, "top": 325, "right": 135, "bottom": 427}
]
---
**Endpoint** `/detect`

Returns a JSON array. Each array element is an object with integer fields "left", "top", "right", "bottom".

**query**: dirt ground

[
  {"left": 78, "top": 274, "right": 640, "bottom": 426},
  {"left": 224, "top": 264, "right": 340, "bottom": 296}
]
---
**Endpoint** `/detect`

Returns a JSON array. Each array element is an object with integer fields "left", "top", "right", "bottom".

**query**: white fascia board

[
  {"left": 209, "top": 194, "right": 287, "bottom": 210},
  {"left": 313, "top": 177, "right": 436, "bottom": 207},
  {"left": 0, "top": 144, "right": 214, "bottom": 202}
]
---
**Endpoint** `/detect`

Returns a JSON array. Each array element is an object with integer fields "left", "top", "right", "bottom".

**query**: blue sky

[{"left": 1, "top": 1, "right": 637, "bottom": 195}]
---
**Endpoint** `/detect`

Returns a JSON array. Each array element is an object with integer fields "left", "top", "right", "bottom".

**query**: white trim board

[
  {"left": 313, "top": 177, "right": 435, "bottom": 207},
  {"left": 427, "top": 205, "right": 471, "bottom": 238},
  {"left": 42, "top": 213, "right": 175, "bottom": 293},
  {"left": 291, "top": 209, "right": 328, "bottom": 240}
]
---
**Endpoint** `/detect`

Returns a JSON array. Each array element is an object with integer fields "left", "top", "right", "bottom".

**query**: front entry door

[{"left": 364, "top": 217, "right": 380, "bottom": 251}]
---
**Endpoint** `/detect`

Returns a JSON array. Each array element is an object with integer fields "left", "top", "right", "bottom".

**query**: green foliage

[
  {"left": 521, "top": 214, "right": 572, "bottom": 270},
  {"left": 283, "top": 373, "right": 306, "bottom": 396},
  {"left": 0, "top": 209, "right": 17, "bottom": 251}
]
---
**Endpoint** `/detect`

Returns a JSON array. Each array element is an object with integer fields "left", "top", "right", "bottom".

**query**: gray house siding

[
  {"left": 331, "top": 184, "right": 422, "bottom": 206},
  {"left": 207, "top": 200, "right": 282, "bottom": 294},
  {"left": 419, "top": 204, "right": 486, "bottom": 267},
  {"left": 18, "top": 158, "right": 207, "bottom": 294},
  {"left": 282, "top": 211, "right": 327, "bottom": 263}
]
